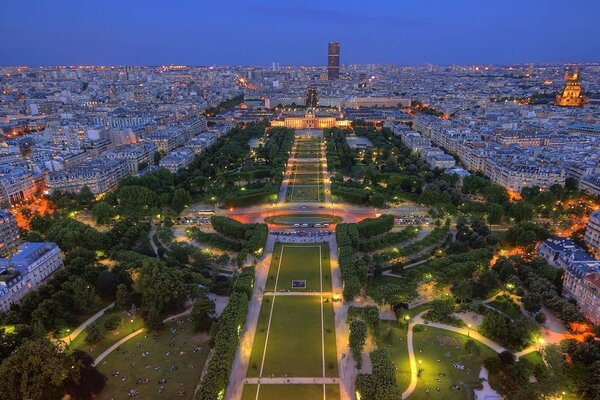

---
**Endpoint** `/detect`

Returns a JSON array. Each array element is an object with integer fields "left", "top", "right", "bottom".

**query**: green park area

[
  {"left": 247, "top": 295, "right": 337, "bottom": 378},
  {"left": 290, "top": 173, "right": 323, "bottom": 185},
  {"left": 241, "top": 384, "right": 340, "bottom": 400},
  {"left": 265, "top": 243, "right": 332, "bottom": 292},
  {"left": 68, "top": 311, "right": 145, "bottom": 358},
  {"left": 285, "top": 185, "right": 324, "bottom": 202},
  {"left": 379, "top": 321, "right": 412, "bottom": 392},
  {"left": 410, "top": 326, "right": 497, "bottom": 400},
  {"left": 97, "top": 318, "right": 210, "bottom": 400}
]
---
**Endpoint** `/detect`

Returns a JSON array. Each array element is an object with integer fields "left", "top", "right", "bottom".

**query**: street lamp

[
  {"left": 417, "top": 359, "right": 423, "bottom": 377},
  {"left": 467, "top": 324, "right": 472, "bottom": 337},
  {"left": 66, "top": 329, "right": 71, "bottom": 345},
  {"left": 130, "top": 319, "right": 134, "bottom": 333}
]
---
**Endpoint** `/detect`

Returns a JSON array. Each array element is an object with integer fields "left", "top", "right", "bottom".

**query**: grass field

[
  {"left": 286, "top": 185, "right": 324, "bottom": 202},
  {"left": 410, "top": 326, "right": 497, "bottom": 400},
  {"left": 247, "top": 295, "right": 338, "bottom": 378},
  {"left": 97, "top": 318, "right": 209, "bottom": 400},
  {"left": 487, "top": 298, "right": 522, "bottom": 320},
  {"left": 247, "top": 242, "right": 337, "bottom": 381},
  {"left": 241, "top": 384, "right": 340, "bottom": 400},
  {"left": 286, "top": 156, "right": 324, "bottom": 202},
  {"left": 291, "top": 162, "right": 322, "bottom": 172},
  {"left": 379, "top": 321, "right": 412, "bottom": 392},
  {"left": 68, "top": 311, "right": 145, "bottom": 358},
  {"left": 290, "top": 173, "right": 323, "bottom": 185},
  {"left": 265, "top": 244, "right": 332, "bottom": 292}
]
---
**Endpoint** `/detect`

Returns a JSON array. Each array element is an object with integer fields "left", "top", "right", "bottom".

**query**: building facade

[
  {"left": 327, "top": 42, "right": 340, "bottom": 81},
  {"left": 0, "top": 209, "right": 19, "bottom": 257},
  {"left": 585, "top": 211, "right": 600, "bottom": 259},
  {"left": 0, "top": 242, "right": 63, "bottom": 313}
]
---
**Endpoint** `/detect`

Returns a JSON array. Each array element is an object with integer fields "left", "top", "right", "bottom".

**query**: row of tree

[{"left": 196, "top": 268, "right": 254, "bottom": 400}]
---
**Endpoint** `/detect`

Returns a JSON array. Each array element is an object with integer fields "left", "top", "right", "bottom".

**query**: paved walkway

[
  {"left": 401, "top": 309, "right": 539, "bottom": 399},
  {"left": 245, "top": 377, "right": 339, "bottom": 384},
  {"left": 53, "top": 302, "right": 115, "bottom": 346},
  {"left": 92, "top": 307, "right": 193, "bottom": 366}
]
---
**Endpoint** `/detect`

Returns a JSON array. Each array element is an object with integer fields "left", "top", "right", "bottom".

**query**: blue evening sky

[{"left": 1, "top": 0, "right": 599, "bottom": 66}]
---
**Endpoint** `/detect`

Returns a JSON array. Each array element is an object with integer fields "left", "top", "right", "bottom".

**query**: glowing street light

[{"left": 467, "top": 323, "right": 472, "bottom": 337}]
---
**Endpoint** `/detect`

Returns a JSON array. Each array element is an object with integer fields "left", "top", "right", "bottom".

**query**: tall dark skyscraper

[{"left": 327, "top": 42, "right": 340, "bottom": 80}]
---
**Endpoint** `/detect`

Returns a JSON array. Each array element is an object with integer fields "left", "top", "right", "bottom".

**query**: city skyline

[{"left": 2, "top": 0, "right": 600, "bottom": 67}]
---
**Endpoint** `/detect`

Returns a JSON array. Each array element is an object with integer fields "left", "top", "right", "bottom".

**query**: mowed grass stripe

[
  {"left": 265, "top": 244, "right": 332, "bottom": 292},
  {"left": 242, "top": 384, "right": 340, "bottom": 400},
  {"left": 247, "top": 296, "right": 337, "bottom": 377}
]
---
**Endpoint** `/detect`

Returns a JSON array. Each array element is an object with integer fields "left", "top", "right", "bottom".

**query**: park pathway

[
  {"left": 401, "top": 310, "right": 540, "bottom": 399},
  {"left": 53, "top": 302, "right": 115, "bottom": 347},
  {"left": 245, "top": 377, "right": 339, "bottom": 384},
  {"left": 225, "top": 235, "right": 276, "bottom": 400},
  {"left": 92, "top": 307, "right": 193, "bottom": 366}
]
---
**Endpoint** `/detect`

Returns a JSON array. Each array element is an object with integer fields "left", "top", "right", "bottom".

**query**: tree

[
  {"left": 145, "top": 308, "right": 164, "bottom": 332},
  {"left": 103, "top": 314, "right": 122, "bottom": 331},
  {"left": 91, "top": 202, "right": 113, "bottom": 225},
  {"left": 76, "top": 186, "right": 95, "bottom": 206},
  {"left": 487, "top": 203, "right": 504, "bottom": 225},
  {"left": 191, "top": 298, "right": 216, "bottom": 332},
  {"left": 465, "top": 339, "right": 481, "bottom": 356},
  {"left": 64, "top": 350, "right": 107, "bottom": 400},
  {"left": 499, "top": 350, "right": 516, "bottom": 365},
  {"left": 170, "top": 187, "right": 192, "bottom": 213},
  {"left": 579, "top": 361, "right": 600, "bottom": 400},
  {"left": 115, "top": 283, "right": 133, "bottom": 310},
  {"left": 523, "top": 293, "right": 543, "bottom": 313},
  {"left": 85, "top": 322, "right": 105, "bottom": 344},
  {"left": 425, "top": 299, "right": 455, "bottom": 323},
  {"left": 137, "top": 261, "right": 189, "bottom": 317},
  {"left": 95, "top": 270, "right": 118, "bottom": 299},
  {"left": 480, "top": 312, "right": 508, "bottom": 340},
  {"left": 349, "top": 319, "right": 368, "bottom": 368},
  {"left": 0, "top": 338, "right": 70, "bottom": 400}
]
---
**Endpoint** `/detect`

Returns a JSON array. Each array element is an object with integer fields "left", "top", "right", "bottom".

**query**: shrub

[{"left": 103, "top": 314, "right": 122, "bottom": 331}]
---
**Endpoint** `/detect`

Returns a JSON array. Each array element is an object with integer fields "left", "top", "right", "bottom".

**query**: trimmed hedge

[
  {"left": 195, "top": 268, "right": 254, "bottom": 400},
  {"left": 187, "top": 228, "right": 243, "bottom": 251},
  {"left": 355, "top": 214, "right": 395, "bottom": 239},
  {"left": 358, "top": 226, "right": 420, "bottom": 252}
]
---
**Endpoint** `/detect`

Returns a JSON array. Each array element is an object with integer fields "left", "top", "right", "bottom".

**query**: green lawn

[
  {"left": 97, "top": 318, "right": 209, "bottom": 400},
  {"left": 286, "top": 185, "right": 324, "bottom": 202},
  {"left": 241, "top": 384, "right": 340, "bottom": 400},
  {"left": 290, "top": 173, "right": 323, "bottom": 185},
  {"left": 379, "top": 321, "right": 411, "bottom": 393},
  {"left": 68, "top": 311, "right": 145, "bottom": 358},
  {"left": 410, "top": 326, "right": 497, "bottom": 400},
  {"left": 247, "top": 295, "right": 337, "bottom": 378},
  {"left": 487, "top": 298, "right": 522, "bottom": 320},
  {"left": 290, "top": 162, "right": 322, "bottom": 173},
  {"left": 266, "top": 244, "right": 331, "bottom": 292}
]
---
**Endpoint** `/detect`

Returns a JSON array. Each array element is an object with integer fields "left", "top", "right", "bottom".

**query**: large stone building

[
  {"left": 538, "top": 237, "right": 600, "bottom": 325},
  {"left": 270, "top": 109, "right": 350, "bottom": 129},
  {"left": 555, "top": 71, "right": 588, "bottom": 107},
  {"left": 0, "top": 209, "right": 19, "bottom": 257},
  {"left": 0, "top": 242, "right": 63, "bottom": 313},
  {"left": 585, "top": 211, "right": 600, "bottom": 259},
  {"left": 46, "top": 158, "right": 129, "bottom": 195}
]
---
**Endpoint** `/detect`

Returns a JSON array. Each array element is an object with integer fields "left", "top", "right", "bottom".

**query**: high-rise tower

[{"left": 327, "top": 42, "right": 340, "bottom": 80}]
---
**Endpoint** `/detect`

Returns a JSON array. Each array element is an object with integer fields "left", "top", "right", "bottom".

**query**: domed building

[{"left": 556, "top": 70, "right": 588, "bottom": 107}]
